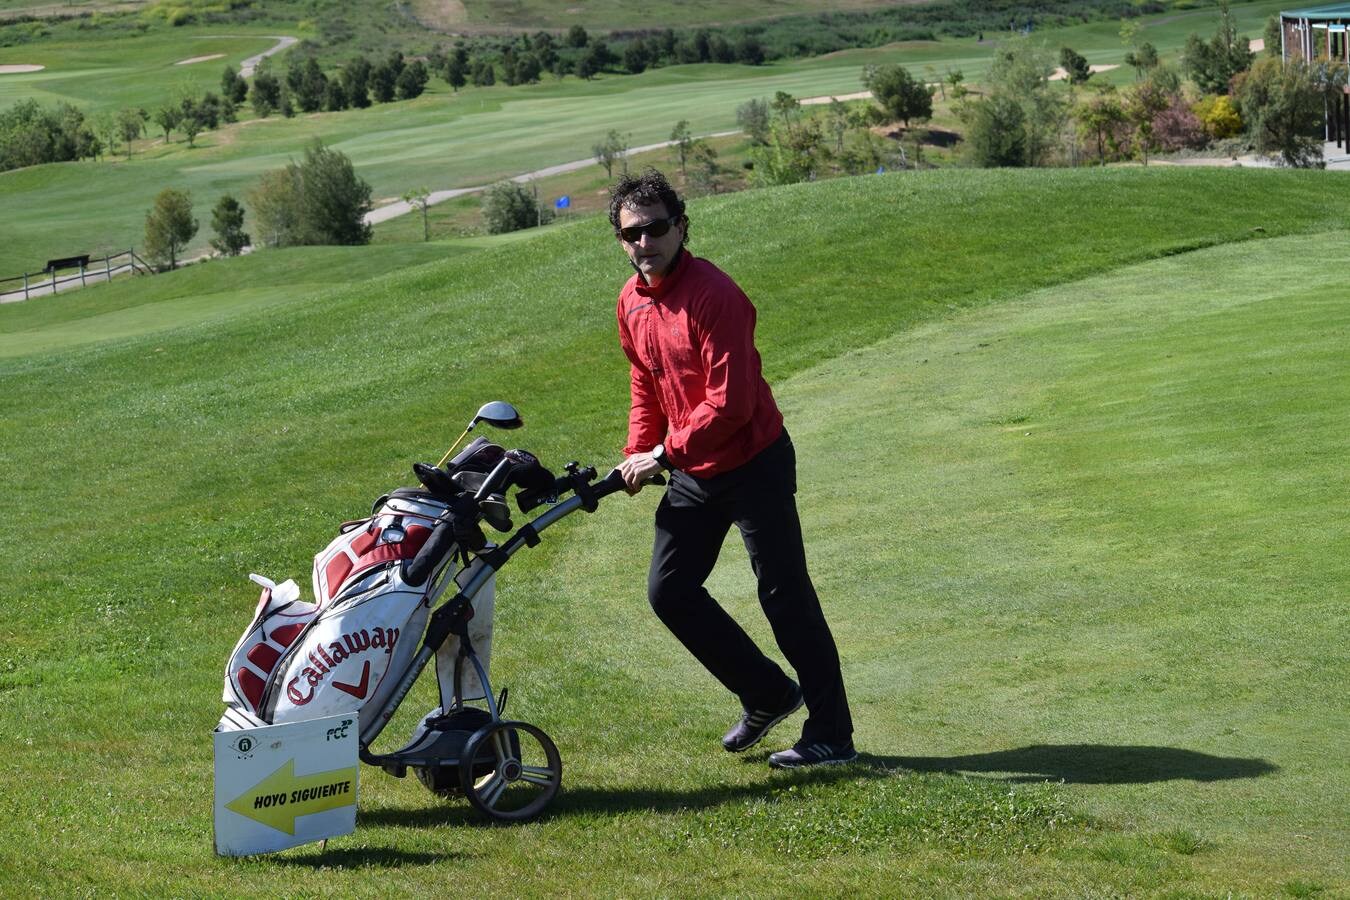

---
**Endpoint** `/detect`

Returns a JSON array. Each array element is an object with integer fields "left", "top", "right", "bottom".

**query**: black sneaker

[
  {"left": 721, "top": 683, "right": 804, "bottom": 753},
  {"left": 768, "top": 741, "right": 858, "bottom": 769}
]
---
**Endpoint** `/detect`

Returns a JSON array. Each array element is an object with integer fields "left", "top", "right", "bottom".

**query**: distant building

[{"left": 1279, "top": 3, "right": 1350, "bottom": 148}]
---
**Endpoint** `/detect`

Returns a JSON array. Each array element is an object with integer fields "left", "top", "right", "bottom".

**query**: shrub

[
  {"left": 1193, "top": 94, "right": 1242, "bottom": 139},
  {"left": 482, "top": 181, "right": 553, "bottom": 234},
  {"left": 1152, "top": 93, "right": 1209, "bottom": 152}
]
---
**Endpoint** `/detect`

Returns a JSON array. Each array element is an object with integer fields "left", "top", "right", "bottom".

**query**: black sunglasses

[{"left": 617, "top": 215, "right": 681, "bottom": 243}]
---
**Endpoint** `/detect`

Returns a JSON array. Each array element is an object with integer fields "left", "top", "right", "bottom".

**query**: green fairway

[
  {"left": 0, "top": 0, "right": 1291, "bottom": 276},
  {"left": 0, "top": 29, "right": 285, "bottom": 113},
  {"left": 0, "top": 168, "right": 1346, "bottom": 895}
]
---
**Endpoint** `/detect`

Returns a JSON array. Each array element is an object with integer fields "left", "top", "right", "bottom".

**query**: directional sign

[
  {"left": 225, "top": 758, "right": 358, "bottom": 835},
  {"left": 214, "top": 713, "right": 359, "bottom": 856}
]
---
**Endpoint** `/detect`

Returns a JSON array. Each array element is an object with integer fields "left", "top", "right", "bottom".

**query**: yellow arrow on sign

[{"left": 225, "top": 759, "right": 358, "bottom": 835}]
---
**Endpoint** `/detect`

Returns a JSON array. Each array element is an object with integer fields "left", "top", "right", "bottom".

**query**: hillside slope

[{"left": 0, "top": 169, "right": 1346, "bottom": 895}]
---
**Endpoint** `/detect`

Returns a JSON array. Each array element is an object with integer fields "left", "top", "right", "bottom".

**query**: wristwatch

[{"left": 651, "top": 443, "right": 675, "bottom": 471}]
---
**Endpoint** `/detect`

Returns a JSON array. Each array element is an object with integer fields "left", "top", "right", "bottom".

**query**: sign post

[{"left": 213, "top": 713, "right": 360, "bottom": 856}]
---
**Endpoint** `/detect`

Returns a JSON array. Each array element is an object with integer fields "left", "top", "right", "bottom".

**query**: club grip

[{"left": 402, "top": 520, "right": 457, "bottom": 587}]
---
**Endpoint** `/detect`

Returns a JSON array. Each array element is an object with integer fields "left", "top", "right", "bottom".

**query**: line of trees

[{"left": 140, "top": 141, "right": 371, "bottom": 270}]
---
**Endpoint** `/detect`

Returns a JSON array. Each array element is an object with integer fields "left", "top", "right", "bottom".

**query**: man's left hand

[{"left": 618, "top": 452, "right": 664, "bottom": 494}]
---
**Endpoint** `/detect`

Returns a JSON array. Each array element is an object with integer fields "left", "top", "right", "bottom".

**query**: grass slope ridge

[{"left": 0, "top": 169, "right": 1346, "bottom": 895}]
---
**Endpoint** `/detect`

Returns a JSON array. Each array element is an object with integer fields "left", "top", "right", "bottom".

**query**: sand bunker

[
  {"left": 801, "top": 91, "right": 874, "bottom": 106},
  {"left": 1049, "top": 63, "right": 1121, "bottom": 81},
  {"left": 0, "top": 64, "right": 45, "bottom": 74},
  {"left": 1249, "top": 38, "right": 1265, "bottom": 52},
  {"left": 175, "top": 53, "right": 225, "bottom": 66}
]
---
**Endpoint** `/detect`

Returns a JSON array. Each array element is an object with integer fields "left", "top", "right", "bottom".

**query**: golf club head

[{"left": 470, "top": 400, "right": 523, "bottom": 430}]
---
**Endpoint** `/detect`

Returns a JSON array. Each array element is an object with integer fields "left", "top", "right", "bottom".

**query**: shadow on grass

[
  {"left": 358, "top": 763, "right": 859, "bottom": 828},
  {"left": 874, "top": 744, "right": 1278, "bottom": 784},
  {"left": 270, "top": 845, "right": 472, "bottom": 868}
]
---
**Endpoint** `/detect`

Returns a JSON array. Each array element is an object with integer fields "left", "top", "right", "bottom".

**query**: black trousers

[{"left": 647, "top": 430, "right": 853, "bottom": 746}]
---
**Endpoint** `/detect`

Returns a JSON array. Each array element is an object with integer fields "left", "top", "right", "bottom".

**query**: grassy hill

[{"left": 0, "top": 167, "right": 1346, "bottom": 895}]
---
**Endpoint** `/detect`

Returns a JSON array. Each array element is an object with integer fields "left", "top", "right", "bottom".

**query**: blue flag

[
  {"left": 554, "top": 195, "right": 571, "bottom": 209},
  {"left": 876, "top": 166, "right": 885, "bottom": 175}
]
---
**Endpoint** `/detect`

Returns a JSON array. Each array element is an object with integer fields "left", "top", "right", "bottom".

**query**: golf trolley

[{"left": 215, "top": 401, "right": 658, "bottom": 840}]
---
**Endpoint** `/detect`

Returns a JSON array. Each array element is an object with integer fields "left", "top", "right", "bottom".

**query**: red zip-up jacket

[{"left": 617, "top": 250, "right": 784, "bottom": 477}]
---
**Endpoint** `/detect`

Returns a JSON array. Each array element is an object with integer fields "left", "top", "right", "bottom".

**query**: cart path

[
  {"left": 364, "top": 131, "right": 741, "bottom": 224},
  {"left": 240, "top": 36, "right": 298, "bottom": 78}
]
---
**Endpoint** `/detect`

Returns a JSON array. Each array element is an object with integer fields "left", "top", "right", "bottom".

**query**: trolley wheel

[{"left": 459, "top": 720, "right": 562, "bottom": 822}]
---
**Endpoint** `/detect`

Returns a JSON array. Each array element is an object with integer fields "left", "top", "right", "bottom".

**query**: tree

[
  {"left": 1182, "top": 0, "right": 1254, "bottom": 94},
  {"left": 248, "top": 141, "right": 373, "bottom": 247},
  {"left": 152, "top": 105, "right": 181, "bottom": 143},
  {"left": 623, "top": 39, "right": 649, "bottom": 74},
  {"left": 92, "top": 110, "right": 120, "bottom": 159},
  {"left": 1125, "top": 42, "right": 1159, "bottom": 80},
  {"left": 769, "top": 90, "right": 801, "bottom": 135},
  {"left": 176, "top": 100, "right": 203, "bottom": 147},
  {"left": 945, "top": 68, "right": 967, "bottom": 99},
  {"left": 687, "top": 140, "right": 724, "bottom": 195},
  {"left": 566, "top": 24, "right": 589, "bottom": 48},
  {"left": 116, "top": 107, "right": 146, "bottom": 158},
  {"left": 593, "top": 129, "right": 628, "bottom": 177},
  {"left": 1075, "top": 89, "right": 1127, "bottom": 163},
  {"left": 959, "top": 37, "right": 1064, "bottom": 167},
  {"left": 143, "top": 187, "right": 198, "bottom": 270},
  {"left": 402, "top": 186, "right": 432, "bottom": 242},
  {"left": 751, "top": 118, "right": 828, "bottom": 186},
  {"left": 670, "top": 119, "right": 693, "bottom": 175},
  {"left": 737, "top": 97, "right": 771, "bottom": 145},
  {"left": 296, "top": 140, "right": 373, "bottom": 244},
  {"left": 444, "top": 47, "right": 468, "bottom": 91},
  {"left": 396, "top": 60, "right": 430, "bottom": 100},
  {"left": 370, "top": 61, "right": 398, "bottom": 102},
  {"left": 221, "top": 65, "right": 248, "bottom": 105},
  {"left": 209, "top": 194, "right": 250, "bottom": 256},
  {"left": 1263, "top": 16, "right": 1282, "bottom": 57},
  {"left": 342, "top": 56, "right": 372, "bottom": 108},
  {"left": 482, "top": 181, "right": 553, "bottom": 234},
  {"left": 248, "top": 165, "right": 303, "bottom": 247},
  {"left": 737, "top": 35, "right": 765, "bottom": 66},
  {"left": 251, "top": 67, "right": 282, "bottom": 117},
  {"left": 289, "top": 58, "right": 328, "bottom": 113},
  {"left": 324, "top": 79, "right": 348, "bottom": 112},
  {"left": 471, "top": 59, "right": 496, "bottom": 87},
  {"left": 1059, "top": 46, "right": 1092, "bottom": 85},
  {"left": 1236, "top": 56, "right": 1338, "bottom": 166},
  {"left": 581, "top": 41, "right": 616, "bottom": 77},
  {"left": 863, "top": 64, "right": 933, "bottom": 127},
  {"left": 1123, "top": 76, "right": 1170, "bottom": 165},
  {"left": 963, "top": 92, "right": 1028, "bottom": 166}
]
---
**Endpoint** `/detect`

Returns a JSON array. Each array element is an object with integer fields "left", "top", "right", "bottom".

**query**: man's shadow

[{"left": 875, "top": 743, "right": 1278, "bottom": 784}]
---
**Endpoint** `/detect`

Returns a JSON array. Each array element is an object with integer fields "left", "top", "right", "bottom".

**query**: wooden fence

[{"left": 0, "top": 249, "right": 153, "bottom": 303}]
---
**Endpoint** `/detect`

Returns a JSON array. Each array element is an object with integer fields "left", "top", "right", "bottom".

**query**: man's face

[{"left": 617, "top": 201, "right": 685, "bottom": 285}]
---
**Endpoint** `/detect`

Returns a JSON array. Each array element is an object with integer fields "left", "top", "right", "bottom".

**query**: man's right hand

[{"left": 618, "top": 452, "right": 663, "bottom": 494}]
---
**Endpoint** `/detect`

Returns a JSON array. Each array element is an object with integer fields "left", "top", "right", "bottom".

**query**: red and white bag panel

[
  {"left": 312, "top": 493, "right": 446, "bottom": 607},
  {"left": 222, "top": 575, "right": 320, "bottom": 718},
  {"left": 262, "top": 572, "right": 431, "bottom": 724}
]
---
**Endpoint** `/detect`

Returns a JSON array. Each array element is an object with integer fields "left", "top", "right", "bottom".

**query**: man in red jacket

[{"left": 612, "top": 169, "right": 855, "bottom": 768}]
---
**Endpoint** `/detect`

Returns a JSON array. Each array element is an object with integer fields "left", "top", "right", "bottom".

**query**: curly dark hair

[{"left": 608, "top": 168, "right": 688, "bottom": 246}]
